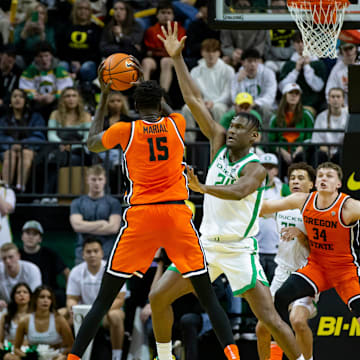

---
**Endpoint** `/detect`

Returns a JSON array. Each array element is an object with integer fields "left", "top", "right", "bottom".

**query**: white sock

[
  {"left": 112, "top": 349, "right": 122, "bottom": 360},
  {"left": 156, "top": 341, "right": 172, "bottom": 360}
]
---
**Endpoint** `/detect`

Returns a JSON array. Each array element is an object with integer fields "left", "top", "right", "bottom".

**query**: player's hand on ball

[
  {"left": 129, "top": 56, "right": 144, "bottom": 85},
  {"left": 97, "top": 61, "right": 112, "bottom": 94},
  {"left": 157, "top": 21, "right": 187, "bottom": 58},
  {"left": 187, "top": 166, "right": 205, "bottom": 194}
]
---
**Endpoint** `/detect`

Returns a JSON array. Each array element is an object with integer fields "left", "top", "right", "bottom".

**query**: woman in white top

[
  {"left": 0, "top": 283, "right": 31, "bottom": 360},
  {"left": 14, "top": 286, "right": 73, "bottom": 360},
  {"left": 45, "top": 87, "right": 92, "bottom": 197},
  {"left": 311, "top": 87, "right": 348, "bottom": 167}
]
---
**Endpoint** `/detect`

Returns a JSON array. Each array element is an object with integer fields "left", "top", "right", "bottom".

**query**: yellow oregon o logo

[
  {"left": 347, "top": 172, "right": 360, "bottom": 191},
  {"left": 70, "top": 31, "right": 88, "bottom": 44}
]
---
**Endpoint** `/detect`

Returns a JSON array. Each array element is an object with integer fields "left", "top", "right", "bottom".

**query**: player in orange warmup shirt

[
  {"left": 261, "top": 162, "right": 360, "bottom": 330},
  {"left": 67, "top": 64, "right": 240, "bottom": 360}
]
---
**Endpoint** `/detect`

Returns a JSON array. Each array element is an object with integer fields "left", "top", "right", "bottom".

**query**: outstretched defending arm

[
  {"left": 260, "top": 192, "right": 309, "bottom": 216},
  {"left": 158, "top": 22, "right": 226, "bottom": 158}
]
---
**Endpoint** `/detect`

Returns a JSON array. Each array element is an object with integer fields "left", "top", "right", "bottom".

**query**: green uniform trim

[
  {"left": 209, "top": 145, "right": 227, "bottom": 169},
  {"left": 243, "top": 187, "right": 264, "bottom": 238},
  {"left": 281, "top": 183, "right": 291, "bottom": 197},
  {"left": 227, "top": 151, "right": 253, "bottom": 166},
  {"left": 236, "top": 158, "right": 260, "bottom": 178},
  {"left": 232, "top": 238, "right": 269, "bottom": 296},
  {"left": 167, "top": 263, "right": 180, "bottom": 273},
  {"left": 232, "top": 252, "right": 257, "bottom": 296}
]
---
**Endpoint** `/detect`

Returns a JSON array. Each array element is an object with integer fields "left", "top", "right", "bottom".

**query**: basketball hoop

[{"left": 287, "top": 0, "right": 350, "bottom": 58}]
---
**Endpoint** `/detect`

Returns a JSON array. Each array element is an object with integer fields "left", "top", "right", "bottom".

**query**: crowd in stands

[{"left": 0, "top": 0, "right": 356, "bottom": 358}]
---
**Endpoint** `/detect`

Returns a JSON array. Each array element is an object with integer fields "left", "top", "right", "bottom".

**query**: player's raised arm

[
  {"left": 260, "top": 192, "right": 309, "bottom": 216},
  {"left": 158, "top": 21, "right": 225, "bottom": 155},
  {"left": 87, "top": 63, "right": 112, "bottom": 153}
]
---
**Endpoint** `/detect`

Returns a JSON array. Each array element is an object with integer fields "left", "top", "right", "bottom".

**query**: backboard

[{"left": 208, "top": 0, "right": 360, "bottom": 29}]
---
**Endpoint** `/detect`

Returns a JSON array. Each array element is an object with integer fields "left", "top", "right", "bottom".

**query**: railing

[{"left": 0, "top": 126, "right": 345, "bottom": 204}]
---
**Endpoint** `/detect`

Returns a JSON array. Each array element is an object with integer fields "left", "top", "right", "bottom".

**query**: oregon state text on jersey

[
  {"left": 302, "top": 192, "right": 359, "bottom": 264},
  {"left": 101, "top": 113, "right": 188, "bottom": 205}
]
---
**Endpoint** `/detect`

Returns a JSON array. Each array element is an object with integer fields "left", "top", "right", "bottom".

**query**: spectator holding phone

[{"left": 14, "top": 2, "right": 56, "bottom": 66}]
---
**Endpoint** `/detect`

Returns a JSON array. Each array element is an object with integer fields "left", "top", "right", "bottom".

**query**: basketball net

[{"left": 287, "top": 0, "right": 350, "bottom": 58}]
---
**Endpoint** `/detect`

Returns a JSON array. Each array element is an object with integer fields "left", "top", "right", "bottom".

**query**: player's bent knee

[
  {"left": 149, "top": 286, "right": 169, "bottom": 310},
  {"left": 256, "top": 321, "right": 269, "bottom": 337},
  {"left": 107, "top": 309, "right": 125, "bottom": 325},
  {"left": 290, "top": 315, "right": 308, "bottom": 333}
]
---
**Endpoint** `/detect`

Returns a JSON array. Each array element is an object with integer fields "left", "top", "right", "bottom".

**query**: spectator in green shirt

[{"left": 269, "top": 83, "right": 314, "bottom": 178}]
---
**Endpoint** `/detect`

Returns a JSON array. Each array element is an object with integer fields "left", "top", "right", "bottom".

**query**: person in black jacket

[
  {"left": 100, "top": 0, "right": 144, "bottom": 60},
  {"left": 184, "top": 0, "right": 220, "bottom": 69},
  {"left": 0, "top": 46, "right": 22, "bottom": 116},
  {"left": 56, "top": 0, "right": 102, "bottom": 83}
]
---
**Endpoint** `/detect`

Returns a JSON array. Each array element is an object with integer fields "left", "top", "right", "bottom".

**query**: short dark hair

[
  {"left": 242, "top": 48, "right": 261, "bottom": 61},
  {"left": 288, "top": 162, "right": 316, "bottom": 183},
  {"left": 233, "top": 111, "right": 262, "bottom": 131},
  {"left": 156, "top": 0, "right": 173, "bottom": 13},
  {"left": 133, "top": 80, "right": 164, "bottom": 111},
  {"left": 82, "top": 236, "right": 103, "bottom": 250},
  {"left": 34, "top": 41, "right": 54, "bottom": 56},
  {"left": 317, "top": 162, "right": 343, "bottom": 181},
  {"left": 195, "top": 0, "right": 208, "bottom": 8},
  {"left": 292, "top": 31, "right": 303, "bottom": 43},
  {"left": 1, "top": 44, "right": 17, "bottom": 57}
]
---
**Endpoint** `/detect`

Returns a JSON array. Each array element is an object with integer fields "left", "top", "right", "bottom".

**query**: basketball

[{"left": 102, "top": 53, "right": 139, "bottom": 91}]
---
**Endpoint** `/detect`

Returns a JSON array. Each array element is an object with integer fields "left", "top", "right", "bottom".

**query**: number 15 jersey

[
  {"left": 102, "top": 113, "right": 188, "bottom": 205},
  {"left": 302, "top": 191, "right": 359, "bottom": 267}
]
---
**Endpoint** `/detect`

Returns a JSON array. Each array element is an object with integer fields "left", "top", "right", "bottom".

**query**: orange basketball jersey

[
  {"left": 102, "top": 113, "right": 188, "bottom": 205},
  {"left": 302, "top": 191, "right": 360, "bottom": 266}
]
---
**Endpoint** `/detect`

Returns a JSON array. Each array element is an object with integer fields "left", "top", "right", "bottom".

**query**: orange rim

[{"left": 288, "top": 0, "right": 349, "bottom": 9}]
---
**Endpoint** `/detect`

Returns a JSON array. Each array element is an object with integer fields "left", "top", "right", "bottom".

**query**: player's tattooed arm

[{"left": 87, "top": 62, "right": 112, "bottom": 153}]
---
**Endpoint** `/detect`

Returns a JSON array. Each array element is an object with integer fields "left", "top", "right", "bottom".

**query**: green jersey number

[
  {"left": 214, "top": 173, "right": 236, "bottom": 185},
  {"left": 281, "top": 222, "right": 296, "bottom": 228}
]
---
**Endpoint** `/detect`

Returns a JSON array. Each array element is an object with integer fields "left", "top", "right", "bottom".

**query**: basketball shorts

[
  {"left": 106, "top": 203, "right": 207, "bottom": 278},
  {"left": 271, "top": 264, "right": 318, "bottom": 318},
  {"left": 201, "top": 236, "right": 269, "bottom": 296},
  {"left": 295, "top": 257, "right": 360, "bottom": 309}
]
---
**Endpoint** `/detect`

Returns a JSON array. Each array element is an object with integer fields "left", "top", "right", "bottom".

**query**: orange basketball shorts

[
  {"left": 106, "top": 203, "right": 207, "bottom": 278},
  {"left": 296, "top": 257, "right": 360, "bottom": 307}
]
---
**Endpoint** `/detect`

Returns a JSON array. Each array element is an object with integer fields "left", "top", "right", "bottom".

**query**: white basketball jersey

[
  {"left": 275, "top": 208, "right": 309, "bottom": 270},
  {"left": 200, "top": 147, "right": 265, "bottom": 239}
]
